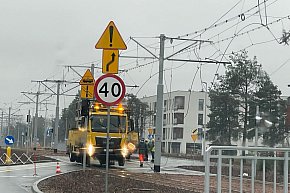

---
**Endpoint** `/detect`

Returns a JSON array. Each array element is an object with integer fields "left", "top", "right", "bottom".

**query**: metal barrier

[
  {"left": 204, "top": 146, "right": 290, "bottom": 193},
  {"left": 0, "top": 153, "right": 34, "bottom": 165}
]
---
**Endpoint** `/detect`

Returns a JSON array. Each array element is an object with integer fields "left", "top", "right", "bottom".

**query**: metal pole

[
  {"left": 91, "top": 63, "right": 95, "bottom": 79},
  {"left": 1, "top": 111, "right": 3, "bottom": 143},
  {"left": 26, "top": 110, "right": 30, "bottom": 154},
  {"left": 154, "top": 34, "right": 165, "bottom": 173},
  {"left": 8, "top": 107, "right": 11, "bottom": 136},
  {"left": 44, "top": 128, "right": 46, "bottom": 148},
  {"left": 65, "top": 116, "right": 68, "bottom": 140},
  {"left": 82, "top": 115, "right": 88, "bottom": 171},
  {"left": 217, "top": 149, "right": 222, "bottom": 193},
  {"left": 202, "top": 82, "right": 207, "bottom": 160},
  {"left": 204, "top": 149, "right": 210, "bottom": 193},
  {"left": 254, "top": 106, "right": 259, "bottom": 177},
  {"left": 21, "top": 132, "right": 24, "bottom": 148},
  {"left": 54, "top": 82, "right": 60, "bottom": 153},
  {"left": 255, "top": 106, "right": 259, "bottom": 147},
  {"left": 34, "top": 92, "right": 39, "bottom": 150},
  {"left": 44, "top": 102, "right": 48, "bottom": 148},
  {"left": 17, "top": 124, "right": 19, "bottom": 147},
  {"left": 105, "top": 106, "right": 111, "bottom": 193},
  {"left": 283, "top": 151, "right": 288, "bottom": 193}
]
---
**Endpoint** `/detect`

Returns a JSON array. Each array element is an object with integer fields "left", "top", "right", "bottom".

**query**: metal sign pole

[
  {"left": 82, "top": 116, "right": 88, "bottom": 171},
  {"left": 105, "top": 106, "right": 110, "bottom": 193}
]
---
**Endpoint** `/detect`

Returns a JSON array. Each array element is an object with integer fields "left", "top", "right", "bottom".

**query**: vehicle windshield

[{"left": 91, "top": 115, "right": 126, "bottom": 133}]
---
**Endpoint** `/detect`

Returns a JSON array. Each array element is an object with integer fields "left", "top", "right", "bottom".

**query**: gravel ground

[{"left": 38, "top": 170, "right": 194, "bottom": 193}]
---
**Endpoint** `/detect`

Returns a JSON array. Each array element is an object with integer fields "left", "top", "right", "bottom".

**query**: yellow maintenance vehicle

[{"left": 67, "top": 101, "right": 135, "bottom": 166}]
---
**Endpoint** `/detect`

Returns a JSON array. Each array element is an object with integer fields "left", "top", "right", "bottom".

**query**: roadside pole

[
  {"left": 54, "top": 82, "right": 60, "bottom": 153},
  {"left": 202, "top": 82, "right": 208, "bottom": 161},
  {"left": 105, "top": 106, "right": 111, "bottom": 193},
  {"left": 94, "top": 21, "right": 127, "bottom": 193},
  {"left": 8, "top": 107, "right": 11, "bottom": 136},
  {"left": 26, "top": 110, "right": 30, "bottom": 155},
  {"left": 154, "top": 34, "right": 165, "bottom": 173},
  {"left": 1, "top": 111, "right": 3, "bottom": 146},
  {"left": 254, "top": 105, "right": 260, "bottom": 177},
  {"left": 80, "top": 70, "right": 95, "bottom": 171},
  {"left": 83, "top": 114, "right": 88, "bottom": 171}
]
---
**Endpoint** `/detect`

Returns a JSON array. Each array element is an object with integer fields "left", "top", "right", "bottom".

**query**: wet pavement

[{"left": 0, "top": 161, "right": 80, "bottom": 193}]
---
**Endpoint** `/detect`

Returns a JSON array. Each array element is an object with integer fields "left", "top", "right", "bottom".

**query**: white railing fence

[{"left": 204, "top": 146, "right": 290, "bottom": 193}]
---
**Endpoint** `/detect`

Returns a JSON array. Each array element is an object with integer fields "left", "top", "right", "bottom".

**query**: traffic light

[{"left": 26, "top": 114, "right": 31, "bottom": 123}]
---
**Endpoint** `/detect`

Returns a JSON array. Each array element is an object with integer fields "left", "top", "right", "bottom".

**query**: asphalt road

[
  {"left": 0, "top": 161, "right": 80, "bottom": 193},
  {"left": 53, "top": 153, "right": 205, "bottom": 175}
]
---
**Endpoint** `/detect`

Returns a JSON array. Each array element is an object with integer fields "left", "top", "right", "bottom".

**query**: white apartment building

[{"left": 141, "top": 90, "right": 210, "bottom": 155}]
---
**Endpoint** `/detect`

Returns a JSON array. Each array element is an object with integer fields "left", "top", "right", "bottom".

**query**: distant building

[
  {"left": 140, "top": 91, "right": 290, "bottom": 156},
  {"left": 140, "top": 90, "right": 210, "bottom": 155}
]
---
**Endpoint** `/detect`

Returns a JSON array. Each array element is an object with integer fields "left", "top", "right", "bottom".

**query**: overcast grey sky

[{"left": 0, "top": 0, "right": 290, "bottom": 118}]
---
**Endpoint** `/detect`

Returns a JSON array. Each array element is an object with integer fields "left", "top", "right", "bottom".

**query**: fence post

[
  {"left": 284, "top": 151, "right": 288, "bottom": 193},
  {"left": 217, "top": 149, "right": 222, "bottom": 193},
  {"left": 204, "top": 148, "right": 210, "bottom": 193}
]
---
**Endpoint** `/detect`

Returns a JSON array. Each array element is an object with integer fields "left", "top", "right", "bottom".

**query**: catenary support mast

[{"left": 154, "top": 34, "right": 165, "bottom": 172}]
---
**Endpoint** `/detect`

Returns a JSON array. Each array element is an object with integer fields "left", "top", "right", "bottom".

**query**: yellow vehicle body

[{"left": 67, "top": 102, "right": 129, "bottom": 166}]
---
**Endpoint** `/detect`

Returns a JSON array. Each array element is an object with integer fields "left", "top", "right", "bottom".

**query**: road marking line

[
  {"left": 0, "top": 175, "right": 42, "bottom": 178},
  {"left": 22, "top": 175, "right": 42, "bottom": 178}
]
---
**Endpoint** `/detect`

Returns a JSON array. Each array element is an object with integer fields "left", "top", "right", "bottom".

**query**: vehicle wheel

[
  {"left": 118, "top": 157, "right": 125, "bottom": 166},
  {"left": 76, "top": 155, "right": 82, "bottom": 163},
  {"left": 69, "top": 152, "right": 76, "bottom": 162}
]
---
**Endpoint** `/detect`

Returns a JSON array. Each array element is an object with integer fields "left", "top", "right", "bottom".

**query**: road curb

[{"left": 31, "top": 170, "right": 81, "bottom": 193}]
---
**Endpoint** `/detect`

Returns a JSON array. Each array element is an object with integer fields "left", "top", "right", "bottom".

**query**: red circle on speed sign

[{"left": 94, "top": 74, "right": 126, "bottom": 106}]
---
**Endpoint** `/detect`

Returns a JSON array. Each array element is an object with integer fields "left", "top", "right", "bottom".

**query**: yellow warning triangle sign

[
  {"left": 80, "top": 69, "right": 95, "bottom": 85},
  {"left": 95, "top": 21, "right": 127, "bottom": 50}
]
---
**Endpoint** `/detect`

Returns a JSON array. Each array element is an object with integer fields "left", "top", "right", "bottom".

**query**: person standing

[
  {"left": 144, "top": 139, "right": 149, "bottom": 161},
  {"left": 138, "top": 138, "right": 147, "bottom": 167},
  {"left": 149, "top": 139, "right": 155, "bottom": 163}
]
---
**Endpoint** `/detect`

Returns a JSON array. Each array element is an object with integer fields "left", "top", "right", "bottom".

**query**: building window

[
  {"left": 171, "top": 142, "right": 180, "bottom": 154},
  {"left": 198, "top": 99, "right": 204, "bottom": 111},
  {"left": 198, "top": 114, "right": 203, "bottom": 125},
  {"left": 163, "top": 114, "right": 167, "bottom": 126},
  {"left": 162, "top": 142, "right": 165, "bottom": 153},
  {"left": 163, "top": 128, "right": 166, "bottom": 140},
  {"left": 153, "top": 115, "right": 156, "bottom": 127},
  {"left": 174, "top": 96, "right": 185, "bottom": 110},
  {"left": 164, "top": 100, "right": 167, "bottom": 112},
  {"left": 174, "top": 113, "right": 184, "bottom": 125},
  {"left": 173, "top": 127, "right": 183, "bottom": 139}
]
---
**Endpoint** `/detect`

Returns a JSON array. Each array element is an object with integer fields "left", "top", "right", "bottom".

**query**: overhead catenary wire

[
  {"left": 121, "top": 1, "right": 283, "bottom": 77},
  {"left": 270, "top": 58, "right": 290, "bottom": 76},
  {"left": 178, "top": 0, "right": 272, "bottom": 39}
]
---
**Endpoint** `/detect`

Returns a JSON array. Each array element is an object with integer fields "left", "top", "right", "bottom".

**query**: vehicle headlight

[
  {"left": 121, "top": 147, "right": 129, "bottom": 157},
  {"left": 87, "top": 144, "right": 95, "bottom": 157}
]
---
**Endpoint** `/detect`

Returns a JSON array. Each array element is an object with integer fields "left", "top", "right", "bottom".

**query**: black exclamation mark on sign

[{"left": 109, "top": 26, "right": 114, "bottom": 47}]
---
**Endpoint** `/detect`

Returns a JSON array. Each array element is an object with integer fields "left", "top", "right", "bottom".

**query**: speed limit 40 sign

[{"left": 94, "top": 74, "right": 126, "bottom": 106}]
